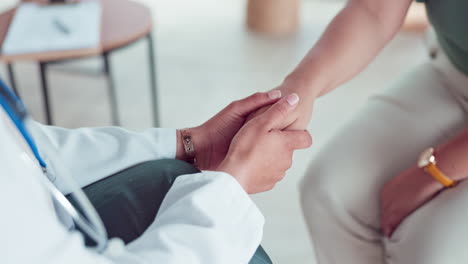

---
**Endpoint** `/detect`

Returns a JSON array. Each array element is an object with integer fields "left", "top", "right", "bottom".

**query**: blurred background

[{"left": 0, "top": 0, "right": 429, "bottom": 263}]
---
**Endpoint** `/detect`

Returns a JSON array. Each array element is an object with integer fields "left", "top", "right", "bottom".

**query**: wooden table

[{"left": 0, "top": 0, "right": 159, "bottom": 126}]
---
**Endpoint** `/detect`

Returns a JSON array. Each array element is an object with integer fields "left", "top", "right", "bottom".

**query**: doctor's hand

[
  {"left": 178, "top": 90, "right": 282, "bottom": 170},
  {"left": 217, "top": 94, "right": 312, "bottom": 194}
]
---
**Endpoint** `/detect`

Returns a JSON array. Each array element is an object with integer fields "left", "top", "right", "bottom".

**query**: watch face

[{"left": 418, "top": 147, "right": 434, "bottom": 168}]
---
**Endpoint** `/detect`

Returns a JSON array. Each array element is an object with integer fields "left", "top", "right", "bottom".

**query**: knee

[
  {"left": 299, "top": 162, "right": 336, "bottom": 219},
  {"left": 249, "top": 246, "right": 273, "bottom": 264},
  {"left": 299, "top": 158, "right": 354, "bottom": 221},
  {"left": 137, "top": 159, "right": 200, "bottom": 186},
  {"left": 158, "top": 159, "right": 200, "bottom": 180}
]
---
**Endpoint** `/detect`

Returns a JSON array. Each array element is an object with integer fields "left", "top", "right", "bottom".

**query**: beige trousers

[{"left": 300, "top": 42, "right": 468, "bottom": 264}]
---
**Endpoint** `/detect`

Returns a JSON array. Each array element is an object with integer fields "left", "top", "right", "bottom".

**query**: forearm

[
  {"left": 29, "top": 121, "right": 176, "bottom": 193},
  {"left": 435, "top": 128, "right": 468, "bottom": 182},
  {"left": 282, "top": 0, "right": 411, "bottom": 101}
]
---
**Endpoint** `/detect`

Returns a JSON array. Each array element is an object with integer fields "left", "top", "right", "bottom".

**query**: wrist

[
  {"left": 218, "top": 158, "right": 249, "bottom": 191},
  {"left": 176, "top": 126, "right": 213, "bottom": 168},
  {"left": 435, "top": 144, "right": 468, "bottom": 183},
  {"left": 283, "top": 70, "right": 328, "bottom": 99},
  {"left": 176, "top": 129, "right": 189, "bottom": 161},
  {"left": 415, "top": 166, "right": 444, "bottom": 194},
  {"left": 175, "top": 127, "right": 206, "bottom": 163},
  {"left": 190, "top": 126, "right": 209, "bottom": 161}
]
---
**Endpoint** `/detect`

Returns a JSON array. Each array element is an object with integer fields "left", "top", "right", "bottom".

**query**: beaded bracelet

[{"left": 180, "top": 129, "right": 197, "bottom": 166}]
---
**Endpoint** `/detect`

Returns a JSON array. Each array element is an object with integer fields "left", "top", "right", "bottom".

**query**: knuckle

[
  {"left": 252, "top": 92, "right": 263, "bottom": 101},
  {"left": 280, "top": 139, "right": 290, "bottom": 151},
  {"left": 306, "top": 132, "right": 313, "bottom": 145},
  {"left": 248, "top": 92, "right": 264, "bottom": 107},
  {"left": 229, "top": 100, "right": 241, "bottom": 111},
  {"left": 276, "top": 172, "right": 286, "bottom": 181},
  {"left": 284, "top": 136, "right": 297, "bottom": 150},
  {"left": 301, "top": 133, "right": 313, "bottom": 147},
  {"left": 273, "top": 105, "right": 288, "bottom": 120},
  {"left": 288, "top": 132, "right": 312, "bottom": 150},
  {"left": 256, "top": 115, "right": 271, "bottom": 128},
  {"left": 282, "top": 158, "right": 293, "bottom": 170}
]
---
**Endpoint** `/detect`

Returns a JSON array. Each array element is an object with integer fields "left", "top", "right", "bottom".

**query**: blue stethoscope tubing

[{"left": 0, "top": 79, "right": 109, "bottom": 253}]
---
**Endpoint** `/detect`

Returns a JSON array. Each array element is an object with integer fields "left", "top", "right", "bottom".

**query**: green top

[{"left": 417, "top": 0, "right": 468, "bottom": 75}]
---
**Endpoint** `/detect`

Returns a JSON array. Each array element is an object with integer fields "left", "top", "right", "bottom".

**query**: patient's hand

[
  {"left": 181, "top": 91, "right": 282, "bottom": 170},
  {"left": 218, "top": 94, "right": 312, "bottom": 194},
  {"left": 380, "top": 166, "right": 442, "bottom": 237}
]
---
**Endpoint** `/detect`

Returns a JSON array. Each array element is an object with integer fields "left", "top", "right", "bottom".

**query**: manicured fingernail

[
  {"left": 286, "top": 93, "right": 299, "bottom": 105},
  {"left": 268, "top": 90, "right": 281, "bottom": 99}
]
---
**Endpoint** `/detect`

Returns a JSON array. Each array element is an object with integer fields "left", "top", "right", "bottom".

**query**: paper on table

[{"left": 1, "top": 1, "right": 101, "bottom": 55}]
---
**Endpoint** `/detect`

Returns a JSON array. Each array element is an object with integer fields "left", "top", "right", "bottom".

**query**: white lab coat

[{"left": 0, "top": 107, "right": 264, "bottom": 264}]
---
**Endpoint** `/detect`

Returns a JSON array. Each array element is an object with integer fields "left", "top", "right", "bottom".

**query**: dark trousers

[{"left": 67, "top": 159, "right": 272, "bottom": 264}]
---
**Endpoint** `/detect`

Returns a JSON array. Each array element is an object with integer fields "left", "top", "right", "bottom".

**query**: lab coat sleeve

[
  {"left": 1, "top": 112, "right": 264, "bottom": 264},
  {"left": 28, "top": 121, "right": 177, "bottom": 194},
  {"left": 3, "top": 155, "right": 264, "bottom": 264},
  {"left": 110, "top": 171, "right": 265, "bottom": 264}
]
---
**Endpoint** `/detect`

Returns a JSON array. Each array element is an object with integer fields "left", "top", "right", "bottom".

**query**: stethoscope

[{"left": 0, "top": 79, "right": 119, "bottom": 254}]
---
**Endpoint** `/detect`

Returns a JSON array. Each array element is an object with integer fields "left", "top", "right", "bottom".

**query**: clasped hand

[{"left": 185, "top": 91, "right": 312, "bottom": 194}]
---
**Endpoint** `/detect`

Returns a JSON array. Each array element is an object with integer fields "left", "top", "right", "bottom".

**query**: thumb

[
  {"left": 281, "top": 130, "right": 313, "bottom": 150},
  {"left": 232, "top": 90, "right": 282, "bottom": 117},
  {"left": 259, "top": 93, "right": 300, "bottom": 130}
]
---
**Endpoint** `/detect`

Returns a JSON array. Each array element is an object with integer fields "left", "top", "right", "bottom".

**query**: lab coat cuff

[
  {"left": 204, "top": 170, "right": 264, "bottom": 222},
  {"left": 123, "top": 171, "right": 265, "bottom": 263},
  {"left": 176, "top": 171, "right": 265, "bottom": 225},
  {"left": 175, "top": 171, "right": 265, "bottom": 262},
  {"left": 152, "top": 128, "right": 177, "bottom": 159}
]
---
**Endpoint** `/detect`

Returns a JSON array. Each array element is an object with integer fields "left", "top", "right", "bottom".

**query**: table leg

[
  {"left": 147, "top": 33, "right": 160, "bottom": 127},
  {"left": 103, "top": 52, "right": 121, "bottom": 126},
  {"left": 39, "top": 62, "right": 53, "bottom": 125},
  {"left": 7, "top": 63, "right": 19, "bottom": 97}
]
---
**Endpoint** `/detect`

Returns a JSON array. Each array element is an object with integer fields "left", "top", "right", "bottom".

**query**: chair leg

[
  {"left": 39, "top": 62, "right": 53, "bottom": 125},
  {"left": 147, "top": 33, "right": 160, "bottom": 127},
  {"left": 7, "top": 63, "right": 20, "bottom": 97},
  {"left": 103, "top": 52, "right": 121, "bottom": 126}
]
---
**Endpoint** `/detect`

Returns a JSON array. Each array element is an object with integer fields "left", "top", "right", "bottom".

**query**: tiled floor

[{"left": 0, "top": 0, "right": 428, "bottom": 263}]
